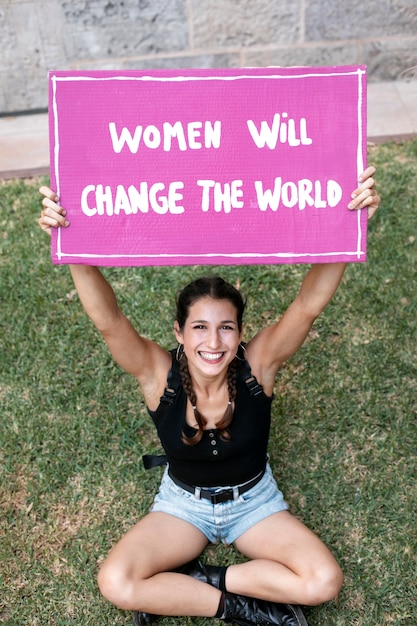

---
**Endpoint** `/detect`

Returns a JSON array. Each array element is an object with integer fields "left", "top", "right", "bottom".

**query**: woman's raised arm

[
  {"left": 38, "top": 187, "right": 170, "bottom": 400},
  {"left": 246, "top": 166, "right": 380, "bottom": 394}
]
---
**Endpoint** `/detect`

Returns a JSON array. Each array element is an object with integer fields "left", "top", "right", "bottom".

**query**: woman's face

[{"left": 174, "top": 297, "right": 242, "bottom": 377}]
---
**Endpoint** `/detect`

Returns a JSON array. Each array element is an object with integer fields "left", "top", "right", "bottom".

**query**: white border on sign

[{"left": 51, "top": 68, "right": 367, "bottom": 263}]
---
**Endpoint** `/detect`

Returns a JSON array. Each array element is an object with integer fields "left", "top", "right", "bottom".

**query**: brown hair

[
  {"left": 175, "top": 276, "right": 245, "bottom": 445},
  {"left": 175, "top": 276, "right": 246, "bottom": 332},
  {"left": 179, "top": 356, "right": 238, "bottom": 445}
]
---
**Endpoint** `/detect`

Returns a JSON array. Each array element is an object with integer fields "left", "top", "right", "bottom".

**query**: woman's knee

[
  {"left": 97, "top": 558, "right": 141, "bottom": 610},
  {"left": 304, "top": 561, "right": 344, "bottom": 606}
]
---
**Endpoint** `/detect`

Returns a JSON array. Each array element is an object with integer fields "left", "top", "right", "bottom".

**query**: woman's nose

[{"left": 206, "top": 329, "right": 221, "bottom": 349}]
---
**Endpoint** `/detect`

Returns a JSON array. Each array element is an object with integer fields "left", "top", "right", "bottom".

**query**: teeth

[{"left": 200, "top": 352, "right": 223, "bottom": 361}]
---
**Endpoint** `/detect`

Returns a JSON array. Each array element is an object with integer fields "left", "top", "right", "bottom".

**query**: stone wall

[{"left": 1, "top": 0, "right": 417, "bottom": 114}]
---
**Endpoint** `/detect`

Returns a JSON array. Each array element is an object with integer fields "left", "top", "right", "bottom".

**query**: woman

[{"left": 39, "top": 168, "right": 379, "bottom": 626}]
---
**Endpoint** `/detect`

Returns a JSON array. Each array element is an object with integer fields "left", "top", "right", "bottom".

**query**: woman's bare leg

[
  {"left": 229, "top": 511, "right": 343, "bottom": 606},
  {"left": 98, "top": 511, "right": 222, "bottom": 616}
]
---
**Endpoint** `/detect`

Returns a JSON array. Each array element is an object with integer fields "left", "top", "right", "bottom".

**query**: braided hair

[
  {"left": 175, "top": 276, "right": 246, "bottom": 446},
  {"left": 179, "top": 355, "right": 238, "bottom": 445}
]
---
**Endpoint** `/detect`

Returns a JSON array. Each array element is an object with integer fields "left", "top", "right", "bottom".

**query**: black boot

[
  {"left": 132, "top": 559, "right": 226, "bottom": 625},
  {"left": 176, "top": 558, "right": 227, "bottom": 589},
  {"left": 223, "top": 592, "right": 308, "bottom": 626},
  {"left": 132, "top": 610, "right": 156, "bottom": 625}
]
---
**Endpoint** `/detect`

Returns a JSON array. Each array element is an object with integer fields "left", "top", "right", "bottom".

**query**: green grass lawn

[{"left": 1, "top": 140, "right": 416, "bottom": 625}]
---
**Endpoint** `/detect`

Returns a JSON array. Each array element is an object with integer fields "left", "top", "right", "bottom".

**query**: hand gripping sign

[{"left": 49, "top": 65, "right": 367, "bottom": 267}]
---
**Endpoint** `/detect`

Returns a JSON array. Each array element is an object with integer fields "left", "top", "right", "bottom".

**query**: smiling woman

[
  {"left": 37, "top": 168, "right": 380, "bottom": 626},
  {"left": 173, "top": 283, "right": 244, "bottom": 443},
  {"left": 175, "top": 294, "right": 242, "bottom": 369}
]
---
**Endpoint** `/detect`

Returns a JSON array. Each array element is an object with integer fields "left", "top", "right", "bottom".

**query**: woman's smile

[
  {"left": 198, "top": 350, "right": 225, "bottom": 364},
  {"left": 174, "top": 297, "right": 242, "bottom": 376}
]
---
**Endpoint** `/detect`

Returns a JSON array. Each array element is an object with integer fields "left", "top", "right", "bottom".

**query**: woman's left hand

[{"left": 348, "top": 165, "right": 380, "bottom": 219}]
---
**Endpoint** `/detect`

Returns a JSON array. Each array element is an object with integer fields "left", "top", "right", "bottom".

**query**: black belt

[{"left": 168, "top": 469, "right": 265, "bottom": 504}]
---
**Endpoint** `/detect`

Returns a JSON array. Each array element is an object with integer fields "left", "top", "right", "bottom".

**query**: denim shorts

[{"left": 150, "top": 463, "right": 288, "bottom": 544}]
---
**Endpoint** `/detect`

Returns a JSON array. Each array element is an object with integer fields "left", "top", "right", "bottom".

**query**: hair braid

[
  {"left": 179, "top": 355, "right": 238, "bottom": 446},
  {"left": 215, "top": 358, "right": 238, "bottom": 441},
  {"left": 179, "top": 357, "right": 204, "bottom": 446}
]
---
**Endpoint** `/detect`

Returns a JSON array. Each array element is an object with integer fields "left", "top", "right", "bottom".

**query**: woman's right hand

[{"left": 38, "top": 186, "right": 70, "bottom": 236}]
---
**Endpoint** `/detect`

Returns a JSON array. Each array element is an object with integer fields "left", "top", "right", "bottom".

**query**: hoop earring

[
  {"left": 176, "top": 343, "right": 185, "bottom": 361},
  {"left": 234, "top": 342, "right": 247, "bottom": 361}
]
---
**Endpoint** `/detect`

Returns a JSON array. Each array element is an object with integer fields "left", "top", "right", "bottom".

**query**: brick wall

[{"left": 1, "top": 0, "right": 416, "bottom": 114}]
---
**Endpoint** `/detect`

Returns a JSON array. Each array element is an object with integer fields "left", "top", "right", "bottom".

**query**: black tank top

[{"left": 148, "top": 350, "right": 273, "bottom": 487}]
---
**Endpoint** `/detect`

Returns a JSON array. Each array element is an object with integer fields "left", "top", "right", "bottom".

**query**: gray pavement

[{"left": 0, "top": 80, "right": 416, "bottom": 180}]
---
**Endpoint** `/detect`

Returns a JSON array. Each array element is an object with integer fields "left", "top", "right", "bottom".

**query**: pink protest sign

[{"left": 49, "top": 66, "right": 367, "bottom": 266}]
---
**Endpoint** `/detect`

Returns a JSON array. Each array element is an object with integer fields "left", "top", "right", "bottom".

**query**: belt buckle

[{"left": 210, "top": 488, "right": 233, "bottom": 504}]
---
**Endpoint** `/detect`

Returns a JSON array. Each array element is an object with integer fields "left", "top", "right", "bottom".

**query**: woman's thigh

[
  {"left": 235, "top": 510, "right": 338, "bottom": 573},
  {"left": 102, "top": 511, "right": 209, "bottom": 578},
  {"left": 97, "top": 512, "right": 213, "bottom": 610},
  {"left": 232, "top": 511, "right": 343, "bottom": 604}
]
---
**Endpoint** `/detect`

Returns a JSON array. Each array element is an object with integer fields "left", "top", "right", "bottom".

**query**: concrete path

[{"left": 0, "top": 80, "right": 416, "bottom": 179}]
